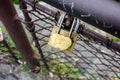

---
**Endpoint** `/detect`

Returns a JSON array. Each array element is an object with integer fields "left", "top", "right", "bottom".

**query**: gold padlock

[
  {"left": 48, "top": 13, "right": 80, "bottom": 53},
  {"left": 48, "top": 26, "right": 72, "bottom": 50},
  {"left": 48, "top": 13, "right": 72, "bottom": 50}
]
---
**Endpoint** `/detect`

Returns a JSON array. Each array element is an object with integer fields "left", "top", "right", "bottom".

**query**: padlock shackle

[
  {"left": 56, "top": 13, "right": 81, "bottom": 38},
  {"left": 57, "top": 13, "right": 66, "bottom": 34},
  {"left": 69, "top": 18, "right": 76, "bottom": 38},
  {"left": 74, "top": 19, "right": 81, "bottom": 33}
]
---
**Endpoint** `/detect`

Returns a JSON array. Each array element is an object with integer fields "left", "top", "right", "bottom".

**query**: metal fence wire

[
  {"left": 19, "top": 1, "right": 120, "bottom": 80},
  {"left": 0, "top": 40, "right": 18, "bottom": 64}
]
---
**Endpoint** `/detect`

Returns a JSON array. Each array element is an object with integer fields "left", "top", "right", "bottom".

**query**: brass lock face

[
  {"left": 48, "top": 26, "right": 72, "bottom": 50},
  {"left": 48, "top": 26, "right": 78, "bottom": 53},
  {"left": 48, "top": 13, "right": 80, "bottom": 53}
]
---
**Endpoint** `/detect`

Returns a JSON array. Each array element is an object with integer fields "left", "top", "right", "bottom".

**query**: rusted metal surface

[
  {"left": 22, "top": 0, "right": 58, "bottom": 18},
  {"left": 20, "top": 0, "right": 49, "bottom": 70},
  {"left": 0, "top": 0, "right": 39, "bottom": 70},
  {"left": 41, "top": 0, "right": 120, "bottom": 38},
  {"left": 0, "top": 0, "right": 119, "bottom": 79},
  {"left": 80, "top": 25, "right": 120, "bottom": 53}
]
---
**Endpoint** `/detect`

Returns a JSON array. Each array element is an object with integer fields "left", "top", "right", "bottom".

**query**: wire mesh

[
  {"left": 19, "top": 2, "right": 120, "bottom": 80},
  {"left": 0, "top": 40, "right": 18, "bottom": 64}
]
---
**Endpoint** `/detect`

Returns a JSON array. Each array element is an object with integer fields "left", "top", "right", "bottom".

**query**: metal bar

[
  {"left": 22, "top": 0, "right": 120, "bottom": 52},
  {"left": 0, "top": 0, "right": 39, "bottom": 70},
  {"left": 23, "top": 0, "right": 58, "bottom": 18},
  {"left": 81, "top": 25, "right": 120, "bottom": 53},
  {"left": 41, "top": 0, "right": 120, "bottom": 38},
  {"left": 20, "top": 0, "right": 50, "bottom": 70}
]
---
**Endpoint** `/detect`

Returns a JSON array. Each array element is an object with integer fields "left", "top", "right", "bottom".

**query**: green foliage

[
  {"left": 12, "top": 0, "right": 42, "bottom": 4},
  {"left": 0, "top": 26, "right": 6, "bottom": 32},
  {"left": 0, "top": 43, "right": 8, "bottom": 52},
  {"left": 12, "top": 0, "right": 20, "bottom": 5},
  {"left": 39, "top": 60, "right": 44, "bottom": 65},
  {"left": 22, "top": 63, "right": 30, "bottom": 72},
  {"left": 34, "top": 0, "right": 42, "bottom": 3},
  {"left": 49, "top": 60, "right": 83, "bottom": 79},
  {"left": 0, "top": 47, "right": 8, "bottom": 52},
  {"left": 0, "top": 26, "right": 17, "bottom": 50},
  {"left": 39, "top": 60, "right": 49, "bottom": 75},
  {"left": 113, "top": 36, "right": 120, "bottom": 42},
  {"left": 15, "top": 53, "right": 22, "bottom": 59},
  {"left": 0, "top": 45, "right": 8, "bottom": 52},
  {"left": 41, "top": 67, "right": 49, "bottom": 75},
  {"left": 7, "top": 36, "right": 16, "bottom": 49}
]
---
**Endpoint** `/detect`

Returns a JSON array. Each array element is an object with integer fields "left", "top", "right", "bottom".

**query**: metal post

[
  {"left": 20, "top": 0, "right": 50, "bottom": 70},
  {"left": 0, "top": 0, "right": 39, "bottom": 70},
  {"left": 42, "top": 0, "right": 120, "bottom": 38},
  {"left": 23, "top": 0, "right": 57, "bottom": 18}
]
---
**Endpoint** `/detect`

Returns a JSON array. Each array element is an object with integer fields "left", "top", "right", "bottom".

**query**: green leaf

[
  {"left": 113, "top": 36, "right": 120, "bottom": 42},
  {"left": 12, "top": 0, "right": 20, "bottom": 5},
  {"left": 1, "top": 47, "right": 8, "bottom": 51},
  {"left": 76, "top": 72, "right": 82, "bottom": 78},
  {"left": 0, "top": 26, "right": 6, "bottom": 32},
  {"left": 34, "top": 0, "right": 42, "bottom": 3},
  {"left": 22, "top": 63, "right": 30, "bottom": 72},
  {"left": 39, "top": 60, "right": 44, "bottom": 65},
  {"left": 41, "top": 67, "right": 49, "bottom": 75},
  {"left": 15, "top": 53, "right": 22, "bottom": 59},
  {"left": 7, "top": 36, "right": 16, "bottom": 49}
]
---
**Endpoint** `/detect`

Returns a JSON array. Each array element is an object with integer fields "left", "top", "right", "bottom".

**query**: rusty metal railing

[
  {"left": 17, "top": 0, "right": 120, "bottom": 80},
  {"left": 42, "top": 0, "right": 120, "bottom": 38},
  {"left": 0, "top": 0, "right": 40, "bottom": 70}
]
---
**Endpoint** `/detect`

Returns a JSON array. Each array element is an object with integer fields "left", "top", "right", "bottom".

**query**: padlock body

[
  {"left": 48, "top": 26, "right": 78, "bottom": 53},
  {"left": 48, "top": 26, "right": 72, "bottom": 50}
]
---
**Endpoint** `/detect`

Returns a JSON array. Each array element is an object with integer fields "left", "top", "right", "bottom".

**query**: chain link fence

[{"left": 19, "top": 1, "right": 120, "bottom": 80}]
